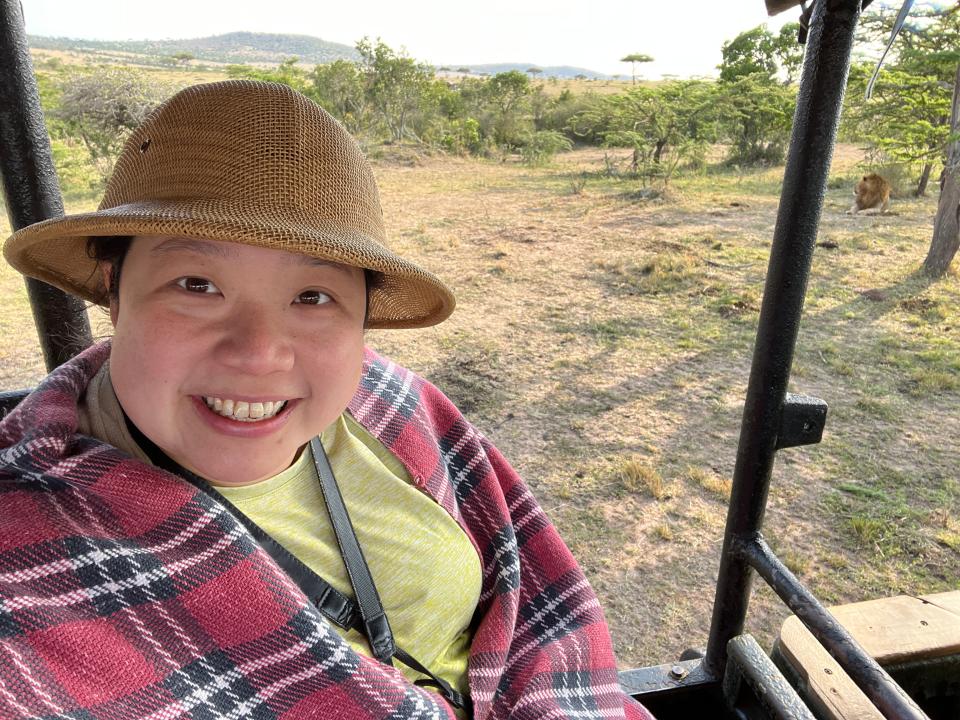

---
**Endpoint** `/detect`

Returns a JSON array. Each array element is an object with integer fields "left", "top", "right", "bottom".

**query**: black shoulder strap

[
  {"left": 308, "top": 438, "right": 472, "bottom": 713},
  {"left": 309, "top": 436, "right": 395, "bottom": 664}
]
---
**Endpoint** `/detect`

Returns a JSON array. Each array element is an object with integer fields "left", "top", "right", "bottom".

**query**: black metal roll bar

[
  {"left": 701, "top": 0, "right": 926, "bottom": 716},
  {"left": 0, "top": 0, "right": 91, "bottom": 370}
]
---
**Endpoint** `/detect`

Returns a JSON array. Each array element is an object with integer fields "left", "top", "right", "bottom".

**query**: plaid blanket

[{"left": 0, "top": 342, "right": 653, "bottom": 720}]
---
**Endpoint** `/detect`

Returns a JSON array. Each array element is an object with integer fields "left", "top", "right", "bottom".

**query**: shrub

[{"left": 519, "top": 130, "right": 573, "bottom": 165}]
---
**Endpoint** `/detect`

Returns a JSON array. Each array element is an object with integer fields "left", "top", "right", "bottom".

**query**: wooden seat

[{"left": 776, "top": 591, "right": 960, "bottom": 720}]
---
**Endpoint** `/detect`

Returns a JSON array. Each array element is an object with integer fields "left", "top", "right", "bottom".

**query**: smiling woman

[
  {"left": 107, "top": 236, "right": 367, "bottom": 485},
  {"left": 0, "top": 80, "right": 654, "bottom": 720}
]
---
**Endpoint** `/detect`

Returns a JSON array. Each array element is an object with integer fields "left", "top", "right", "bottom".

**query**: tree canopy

[
  {"left": 844, "top": 4, "right": 960, "bottom": 196},
  {"left": 718, "top": 23, "right": 803, "bottom": 83},
  {"left": 620, "top": 53, "right": 654, "bottom": 84}
]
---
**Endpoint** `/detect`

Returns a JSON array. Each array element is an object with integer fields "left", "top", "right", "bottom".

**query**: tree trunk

[
  {"left": 915, "top": 161, "right": 933, "bottom": 197},
  {"left": 653, "top": 139, "right": 666, "bottom": 164},
  {"left": 922, "top": 62, "right": 960, "bottom": 277}
]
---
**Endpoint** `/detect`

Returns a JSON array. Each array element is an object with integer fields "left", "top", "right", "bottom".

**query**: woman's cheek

[{"left": 114, "top": 311, "right": 196, "bottom": 392}]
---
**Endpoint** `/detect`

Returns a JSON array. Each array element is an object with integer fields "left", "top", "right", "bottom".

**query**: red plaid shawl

[{"left": 0, "top": 342, "right": 653, "bottom": 720}]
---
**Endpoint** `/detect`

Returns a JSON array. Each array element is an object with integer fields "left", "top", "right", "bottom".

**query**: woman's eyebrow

[
  {"left": 149, "top": 237, "right": 357, "bottom": 274},
  {"left": 150, "top": 238, "right": 237, "bottom": 258},
  {"left": 297, "top": 256, "right": 356, "bottom": 273}
]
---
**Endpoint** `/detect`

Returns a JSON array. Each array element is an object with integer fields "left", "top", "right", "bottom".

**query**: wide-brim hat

[{"left": 4, "top": 80, "right": 455, "bottom": 329}]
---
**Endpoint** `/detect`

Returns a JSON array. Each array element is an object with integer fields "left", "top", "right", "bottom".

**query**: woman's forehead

[{"left": 133, "top": 235, "right": 359, "bottom": 273}]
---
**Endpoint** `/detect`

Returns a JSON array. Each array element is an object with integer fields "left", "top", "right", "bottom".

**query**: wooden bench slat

[{"left": 777, "top": 590, "right": 960, "bottom": 720}]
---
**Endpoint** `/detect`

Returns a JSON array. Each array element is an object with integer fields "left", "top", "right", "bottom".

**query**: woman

[{"left": 0, "top": 80, "right": 653, "bottom": 720}]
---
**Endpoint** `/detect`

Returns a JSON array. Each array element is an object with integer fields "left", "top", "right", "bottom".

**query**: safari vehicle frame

[{"left": 0, "top": 0, "right": 956, "bottom": 718}]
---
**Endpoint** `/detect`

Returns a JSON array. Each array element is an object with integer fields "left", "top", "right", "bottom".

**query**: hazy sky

[{"left": 21, "top": 0, "right": 806, "bottom": 78}]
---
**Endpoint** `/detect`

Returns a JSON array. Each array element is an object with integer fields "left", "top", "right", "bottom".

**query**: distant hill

[
  {"left": 28, "top": 32, "right": 360, "bottom": 66},
  {"left": 445, "top": 63, "right": 610, "bottom": 80},
  {"left": 27, "top": 33, "right": 610, "bottom": 79}
]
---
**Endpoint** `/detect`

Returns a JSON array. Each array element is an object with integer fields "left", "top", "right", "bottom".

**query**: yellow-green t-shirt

[{"left": 217, "top": 413, "right": 482, "bottom": 701}]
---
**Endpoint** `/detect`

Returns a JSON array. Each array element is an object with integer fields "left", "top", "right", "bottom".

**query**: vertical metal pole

[
  {"left": 0, "top": 0, "right": 92, "bottom": 370},
  {"left": 703, "top": 0, "right": 861, "bottom": 675}
]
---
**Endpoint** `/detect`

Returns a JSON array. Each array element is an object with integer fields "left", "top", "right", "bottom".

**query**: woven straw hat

[{"left": 4, "top": 80, "right": 455, "bottom": 328}]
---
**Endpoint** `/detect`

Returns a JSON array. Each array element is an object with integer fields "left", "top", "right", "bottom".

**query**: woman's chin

[{"left": 180, "top": 453, "right": 296, "bottom": 487}]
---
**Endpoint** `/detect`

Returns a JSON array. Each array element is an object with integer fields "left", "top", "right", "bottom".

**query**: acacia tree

[
  {"left": 846, "top": 5, "right": 960, "bottom": 196},
  {"left": 719, "top": 23, "right": 803, "bottom": 83},
  {"left": 569, "top": 80, "right": 718, "bottom": 186},
  {"left": 310, "top": 60, "right": 366, "bottom": 132},
  {"left": 844, "top": 65, "right": 952, "bottom": 196},
  {"left": 481, "top": 70, "right": 534, "bottom": 147},
  {"left": 356, "top": 37, "right": 433, "bottom": 142},
  {"left": 55, "top": 68, "right": 170, "bottom": 180},
  {"left": 716, "top": 24, "right": 800, "bottom": 166},
  {"left": 620, "top": 53, "right": 653, "bottom": 85},
  {"left": 717, "top": 73, "right": 796, "bottom": 165}
]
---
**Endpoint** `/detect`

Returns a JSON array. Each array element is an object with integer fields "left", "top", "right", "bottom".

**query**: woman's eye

[
  {"left": 176, "top": 277, "right": 219, "bottom": 294},
  {"left": 295, "top": 290, "right": 331, "bottom": 305}
]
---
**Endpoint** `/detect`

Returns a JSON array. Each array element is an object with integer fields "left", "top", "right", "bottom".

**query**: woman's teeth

[{"left": 203, "top": 397, "right": 287, "bottom": 422}]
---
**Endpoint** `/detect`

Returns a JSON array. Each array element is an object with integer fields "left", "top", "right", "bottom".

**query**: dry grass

[
  {"left": 534, "top": 77, "right": 638, "bottom": 97},
  {"left": 618, "top": 457, "right": 666, "bottom": 499},
  {"left": 3, "top": 143, "right": 958, "bottom": 670},
  {"left": 686, "top": 465, "right": 732, "bottom": 501}
]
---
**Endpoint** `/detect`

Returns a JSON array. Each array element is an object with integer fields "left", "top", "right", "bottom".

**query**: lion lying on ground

[{"left": 847, "top": 173, "right": 891, "bottom": 215}]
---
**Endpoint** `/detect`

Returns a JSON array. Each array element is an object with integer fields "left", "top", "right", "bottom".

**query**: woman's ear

[{"left": 101, "top": 263, "right": 119, "bottom": 326}]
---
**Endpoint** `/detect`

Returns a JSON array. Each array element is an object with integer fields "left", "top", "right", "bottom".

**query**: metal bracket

[
  {"left": 619, "top": 658, "right": 715, "bottom": 696},
  {"left": 776, "top": 394, "right": 827, "bottom": 450}
]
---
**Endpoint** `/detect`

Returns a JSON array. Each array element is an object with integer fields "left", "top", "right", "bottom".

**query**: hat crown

[
  {"left": 5, "top": 79, "right": 455, "bottom": 328},
  {"left": 102, "top": 80, "right": 386, "bottom": 243}
]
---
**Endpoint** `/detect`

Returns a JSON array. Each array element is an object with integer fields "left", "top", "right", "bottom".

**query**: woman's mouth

[{"left": 202, "top": 396, "right": 288, "bottom": 422}]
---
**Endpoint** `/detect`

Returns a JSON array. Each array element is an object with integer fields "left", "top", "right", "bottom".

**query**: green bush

[
  {"left": 441, "top": 117, "right": 484, "bottom": 155},
  {"left": 519, "top": 130, "right": 573, "bottom": 165}
]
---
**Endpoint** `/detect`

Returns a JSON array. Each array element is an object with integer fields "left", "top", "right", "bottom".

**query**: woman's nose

[{"left": 212, "top": 304, "right": 295, "bottom": 375}]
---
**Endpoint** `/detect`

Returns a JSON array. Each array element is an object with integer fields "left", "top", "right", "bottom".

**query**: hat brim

[{"left": 4, "top": 199, "right": 455, "bottom": 329}]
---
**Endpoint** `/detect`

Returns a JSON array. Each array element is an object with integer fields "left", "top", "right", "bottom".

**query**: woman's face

[{"left": 107, "top": 235, "right": 367, "bottom": 486}]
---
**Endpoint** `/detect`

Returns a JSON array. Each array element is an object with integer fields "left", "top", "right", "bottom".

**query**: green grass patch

[
  {"left": 852, "top": 396, "right": 899, "bottom": 422},
  {"left": 937, "top": 530, "right": 960, "bottom": 553},
  {"left": 585, "top": 318, "right": 643, "bottom": 345},
  {"left": 849, "top": 516, "right": 885, "bottom": 544},
  {"left": 781, "top": 550, "right": 811, "bottom": 576},
  {"left": 906, "top": 368, "right": 960, "bottom": 396},
  {"left": 837, "top": 483, "right": 889, "bottom": 501},
  {"left": 594, "top": 252, "right": 702, "bottom": 295}
]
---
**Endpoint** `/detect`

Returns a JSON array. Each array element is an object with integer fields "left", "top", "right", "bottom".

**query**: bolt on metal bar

[
  {"left": 0, "top": 0, "right": 92, "bottom": 370},
  {"left": 703, "top": 0, "right": 862, "bottom": 677},
  {"left": 737, "top": 536, "right": 929, "bottom": 720}
]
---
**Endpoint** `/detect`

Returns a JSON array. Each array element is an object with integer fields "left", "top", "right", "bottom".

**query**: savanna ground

[{"left": 1, "top": 143, "right": 957, "bottom": 669}]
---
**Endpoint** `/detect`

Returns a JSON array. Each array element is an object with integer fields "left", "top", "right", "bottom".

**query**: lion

[{"left": 847, "top": 173, "right": 891, "bottom": 215}]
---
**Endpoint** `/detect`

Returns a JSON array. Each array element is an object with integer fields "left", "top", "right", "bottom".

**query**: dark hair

[
  {"left": 86, "top": 236, "right": 132, "bottom": 304},
  {"left": 85, "top": 235, "right": 382, "bottom": 323}
]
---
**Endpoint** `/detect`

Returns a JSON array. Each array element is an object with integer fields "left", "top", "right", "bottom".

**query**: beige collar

[{"left": 77, "top": 360, "right": 152, "bottom": 464}]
